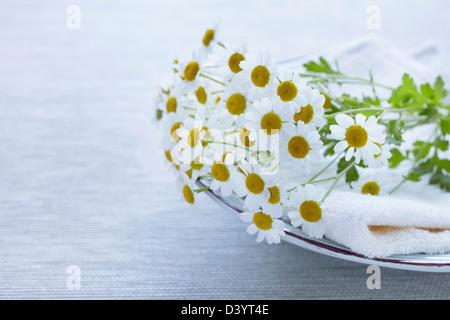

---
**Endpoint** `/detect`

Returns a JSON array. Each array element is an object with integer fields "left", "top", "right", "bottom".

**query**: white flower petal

[
  {"left": 345, "top": 147, "right": 354, "bottom": 161},
  {"left": 335, "top": 114, "right": 354, "bottom": 128},
  {"left": 334, "top": 140, "right": 348, "bottom": 153}
]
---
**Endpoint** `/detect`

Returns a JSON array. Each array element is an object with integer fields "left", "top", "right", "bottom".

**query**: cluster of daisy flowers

[{"left": 153, "top": 26, "right": 397, "bottom": 245}]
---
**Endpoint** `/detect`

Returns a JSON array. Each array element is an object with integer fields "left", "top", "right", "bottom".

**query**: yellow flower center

[
  {"left": 201, "top": 126, "right": 210, "bottom": 147},
  {"left": 215, "top": 96, "right": 221, "bottom": 105},
  {"left": 374, "top": 142, "right": 382, "bottom": 158},
  {"left": 288, "top": 136, "right": 310, "bottom": 159},
  {"left": 183, "top": 184, "right": 195, "bottom": 204},
  {"left": 300, "top": 200, "right": 322, "bottom": 223},
  {"left": 253, "top": 211, "right": 273, "bottom": 231},
  {"left": 277, "top": 81, "right": 298, "bottom": 102},
  {"left": 164, "top": 150, "right": 172, "bottom": 163},
  {"left": 188, "top": 128, "right": 200, "bottom": 148},
  {"left": 323, "top": 96, "right": 331, "bottom": 110},
  {"left": 183, "top": 61, "right": 200, "bottom": 81},
  {"left": 202, "top": 29, "right": 215, "bottom": 47},
  {"left": 361, "top": 181, "right": 380, "bottom": 195},
  {"left": 251, "top": 65, "right": 270, "bottom": 87},
  {"left": 185, "top": 168, "right": 193, "bottom": 179},
  {"left": 195, "top": 86, "right": 207, "bottom": 104},
  {"left": 170, "top": 122, "right": 182, "bottom": 141},
  {"left": 293, "top": 104, "right": 314, "bottom": 124},
  {"left": 239, "top": 127, "right": 256, "bottom": 147},
  {"left": 211, "top": 163, "right": 230, "bottom": 182},
  {"left": 345, "top": 125, "right": 368, "bottom": 148},
  {"left": 260, "top": 112, "right": 282, "bottom": 135},
  {"left": 245, "top": 173, "right": 265, "bottom": 194},
  {"left": 166, "top": 97, "right": 177, "bottom": 113},
  {"left": 190, "top": 158, "right": 203, "bottom": 171},
  {"left": 228, "top": 53, "right": 245, "bottom": 73},
  {"left": 268, "top": 186, "right": 281, "bottom": 204},
  {"left": 226, "top": 93, "right": 246, "bottom": 115}
]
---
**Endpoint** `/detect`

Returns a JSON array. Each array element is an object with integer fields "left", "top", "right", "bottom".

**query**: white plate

[{"left": 197, "top": 179, "right": 450, "bottom": 273}]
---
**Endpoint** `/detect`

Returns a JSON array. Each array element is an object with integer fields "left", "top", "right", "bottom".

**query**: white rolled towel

[{"left": 324, "top": 190, "right": 450, "bottom": 258}]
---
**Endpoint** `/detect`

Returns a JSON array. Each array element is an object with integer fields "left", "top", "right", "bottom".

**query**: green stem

[
  {"left": 217, "top": 42, "right": 226, "bottom": 49},
  {"left": 202, "top": 140, "right": 250, "bottom": 152},
  {"left": 308, "top": 152, "right": 341, "bottom": 183},
  {"left": 299, "top": 73, "right": 394, "bottom": 90},
  {"left": 319, "top": 159, "right": 355, "bottom": 204},
  {"left": 388, "top": 125, "right": 439, "bottom": 195},
  {"left": 287, "top": 153, "right": 341, "bottom": 193},
  {"left": 324, "top": 106, "right": 423, "bottom": 119},
  {"left": 387, "top": 179, "right": 406, "bottom": 195},
  {"left": 195, "top": 186, "right": 210, "bottom": 193},
  {"left": 200, "top": 73, "right": 225, "bottom": 86},
  {"left": 302, "top": 176, "right": 336, "bottom": 186}
]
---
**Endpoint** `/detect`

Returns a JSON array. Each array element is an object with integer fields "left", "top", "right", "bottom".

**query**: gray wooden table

[{"left": 0, "top": 0, "right": 449, "bottom": 299}]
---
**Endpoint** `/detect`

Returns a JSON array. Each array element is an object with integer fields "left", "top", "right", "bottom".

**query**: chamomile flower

[
  {"left": 292, "top": 89, "right": 327, "bottom": 129},
  {"left": 158, "top": 84, "right": 185, "bottom": 115},
  {"left": 179, "top": 155, "right": 210, "bottom": 185},
  {"left": 237, "top": 127, "right": 257, "bottom": 149},
  {"left": 162, "top": 148, "right": 180, "bottom": 176},
  {"left": 231, "top": 161, "right": 273, "bottom": 210},
  {"left": 173, "top": 116, "right": 208, "bottom": 164},
  {"left": 353, "top": 169, "right": 397, "bottom": 196},
  {"left": 208, "top": 152, "right": 237, "bottom": 197},
  {"left": 287, "top": 184, "right": 328, "bottom": 239},
  {"left": 280, "top": 122, "right": 323, "bottom": 174},
  {"left": 216, "top": 42, "right": 247, "bottom": 81},
  {"left": 358, "top": 179, "right": 383, "bottom": 196},
  {"left": 187, "top": 80, "right": 215, "bottom": 107},
  {"left": 240, "top": 209, "right": 285, "bottom": 244},
  {"left": 199, "top": 22, "right": 220, "bottom": 56},
  {"left": 176, "top": 176, "right": 200, "bottom": 211},
  {"left": 159, "top": 108, "right": 189, "bottom": 150},
  {"left": 177, "top": 49, "right": 205, "bottom": 92},
  {"left": 245, "top": 97, "right": 295, "bottom": 138},
  {"left": 275, "top": 68, "right": 311, "bottom": 109},
  {"left": 330, "top": 114, "right": 385, "bottom": 164},
  {"left": 235, "top": 51, "right": 277, "bottom": 101},
  {"left": 367, "top": 143, "right": 392, "bottom": 168},
  {"left": 219, "top": 79, "right": 250, "bottom": 117},
  {"left": 261, "top": 183, "right": 287, "bottom": 217}
]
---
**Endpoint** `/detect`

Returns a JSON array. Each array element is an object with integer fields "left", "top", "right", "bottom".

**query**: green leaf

[
  {"left": 386, "top": 119, "right": 404, "bottom": 145},
  {"left": 362, "top": 95, "right": 381, "bottom": 107},
  {"left": 388, "top": 74, "right": 421, "bottom": 107},
  {"left": 433, "top": 76, "right": 447, "bottom": 101},
  {"left": 436, "top": 159, "right": 450, "bottom": 173},
  {"left": 436, "top": 137, "right": 449, "bottom": 151},
  {"left": 404, "top": 172, "right": 421, "bottom": 182},
  {"left": 441, "top": 117, "right": 450, "bottom": 136},
  {"left": 420, "top": 83, "right": 433, "bottom": 99},
  {"left": 429, "top": 170, "right": 450, "bottom": 192},
  {"left": 412, "top": 158, "right": 435, "bottom": 175},
  {"left": 388, "top": 148, "right": 408, "bottom": 168},
  {"left": 337, "top": 157, "right": 359, "bottom": 185},
  {"left": 303, "top": 57, "right": 338, "bottom": 74},
  {"left": 412, "top": 141, "right": 433, "bottom": 159},
  {"left": 345, "top": 165, "right": 359, "bottom": 185}
]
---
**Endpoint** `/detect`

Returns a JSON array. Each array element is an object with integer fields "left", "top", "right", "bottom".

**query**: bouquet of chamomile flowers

[{"left": 153, "top": 25, "right": 450, "bottom": 245}]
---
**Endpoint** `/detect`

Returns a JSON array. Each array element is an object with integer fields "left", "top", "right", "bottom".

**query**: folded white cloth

[{"left": 324, "top": 190, "right": 450, "bottom": 258}]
